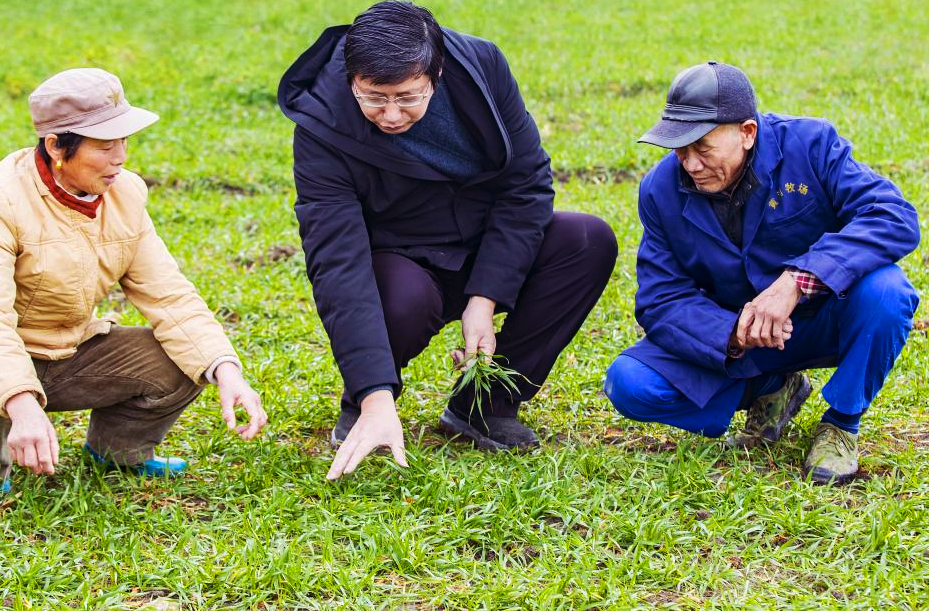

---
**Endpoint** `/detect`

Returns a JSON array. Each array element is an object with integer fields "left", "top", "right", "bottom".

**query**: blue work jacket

[
  {"left": 278, "top": 26, "right": 553, "bottom": 400},
  {"left": 625, "top": 112, "right": 920, "bottom": 407}
]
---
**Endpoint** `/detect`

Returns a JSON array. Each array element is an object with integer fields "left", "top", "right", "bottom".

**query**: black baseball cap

[{"left": 639, "top": 61, "right": 756, "bottom": 149}]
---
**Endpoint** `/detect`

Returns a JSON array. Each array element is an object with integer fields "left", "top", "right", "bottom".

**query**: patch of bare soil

[{"left": 234, "top": 244, "right": 299, "bottom": 269}]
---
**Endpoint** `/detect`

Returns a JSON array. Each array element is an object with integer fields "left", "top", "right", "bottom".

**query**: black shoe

[
  {"left": 437, "top": 408, "right": 540, "bottom": 452},
  {"left": 330, "top": 407, "right": 360, "bottom": 448}
]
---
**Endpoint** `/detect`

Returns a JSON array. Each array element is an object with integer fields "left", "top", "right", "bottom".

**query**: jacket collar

[
  {"left": 740, "top": 112, "right": 783, "bottom": 247},
  {"left": 31, "top": 148, "right": 102, "bottom": 219},
  {"left": 441, "top": 32, "right": 509, "bottom": 171},
  {"left": 678, "top": 112, "right": 782, "bottom": 250}
]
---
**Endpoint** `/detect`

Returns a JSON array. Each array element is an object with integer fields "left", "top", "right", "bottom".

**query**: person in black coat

[{"left": 278, "top": 1, "right": 617, "bottom": 479}]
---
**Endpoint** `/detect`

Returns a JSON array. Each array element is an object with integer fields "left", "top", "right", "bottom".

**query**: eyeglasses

[{"left": 352, "top": 82, "right": 433, "bottom": 108}]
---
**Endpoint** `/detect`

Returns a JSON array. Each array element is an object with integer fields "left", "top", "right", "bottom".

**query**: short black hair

[
  {"left": 344, "top": 1, "right": 444, "bottom": 86},
  {"left": 36, "top": 133, "right": 85, "bottom": 165}
]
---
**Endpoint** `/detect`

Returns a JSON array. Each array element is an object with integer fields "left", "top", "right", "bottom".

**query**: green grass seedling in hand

[{"left": 449, "top": 351, "right": 528, "bottom": 424}]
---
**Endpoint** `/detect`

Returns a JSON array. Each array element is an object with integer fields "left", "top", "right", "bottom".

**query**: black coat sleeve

[
  {"left": 292, "top": 126, "right": 398, "bottom": 399},
  {"left": 463, "top": 44, "right": 554, "bottom": 309}
]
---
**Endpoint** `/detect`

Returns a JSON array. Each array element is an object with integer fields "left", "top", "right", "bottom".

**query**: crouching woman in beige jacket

[{"left": 0, "top": 69, "right": 267, "bottom": 494}]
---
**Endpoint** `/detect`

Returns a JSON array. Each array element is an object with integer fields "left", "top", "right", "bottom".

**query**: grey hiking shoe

[
  {"left": 803, "top": 422, "right": 859, "bottom": 485},
  {"left": 727, "top": 372, "right": 812, "bottom": 448},
  {"left": 330, "top": 407, "right": 360, "bottom": 448},
  {"left": 437, "top": 408, "right": 540, "bottom": 452}
]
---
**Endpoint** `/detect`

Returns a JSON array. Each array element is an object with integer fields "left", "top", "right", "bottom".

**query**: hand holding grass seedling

[
  {"left": 449, "top": 350, "right": 526, "bottom": 423},
  {"left": 460, "top": 295, "right": 497, "bottom": 360},
  {"left": 452, "top": 295, "right": 532, "bottom": 421}
]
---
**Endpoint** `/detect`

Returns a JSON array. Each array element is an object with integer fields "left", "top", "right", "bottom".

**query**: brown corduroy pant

[{"left": 1, "top": 325, "right": 203, "bottom": 475}]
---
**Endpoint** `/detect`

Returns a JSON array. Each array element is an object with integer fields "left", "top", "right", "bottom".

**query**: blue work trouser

[{"left": 604, "top": 265, "right": 919, "bottom": 438}]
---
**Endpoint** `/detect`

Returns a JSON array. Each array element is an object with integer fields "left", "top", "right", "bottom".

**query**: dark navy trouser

[
  {"left": 604, "top": 265, "right": 919, "bottom": 438},
  {"left": 342, "top": 211, "right": 618, "bottom": 418}
]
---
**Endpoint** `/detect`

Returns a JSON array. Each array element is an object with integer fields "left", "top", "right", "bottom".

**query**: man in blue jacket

[
  {"left": 604, "top": 62, "right": 919, "bottom": 484},
  {"left": 279, "top": 1, "right": 617, "bottom": 479}
]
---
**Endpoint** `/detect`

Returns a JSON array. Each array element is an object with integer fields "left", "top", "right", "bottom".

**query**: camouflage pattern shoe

[
  {"left": 803, "top": 422, "right": 859, "bottom": 485},
  {"left": 727, "top": 372, "right": 812, "bottom": 448}
]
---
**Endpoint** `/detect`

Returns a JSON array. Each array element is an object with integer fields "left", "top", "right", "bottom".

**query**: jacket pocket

[
  {"left": 16, "top": 241, "right": 83, "bottom": 327},
  {"left": 765, "top": 197, "right": 832, "bottom": 230},
  {"left": 756, "top": 198, "right": 837, "bottom": 256}
]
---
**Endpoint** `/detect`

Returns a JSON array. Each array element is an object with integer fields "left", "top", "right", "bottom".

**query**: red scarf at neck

[{"left": 34, "top": 148, "right": 103, "bottom": 219}]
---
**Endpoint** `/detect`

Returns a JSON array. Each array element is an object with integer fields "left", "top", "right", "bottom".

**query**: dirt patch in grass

[
  {"left": 542, "top": 515, "right": 591, "bottom": 538},
  {"left": 124, "top": 589, "right": 179, "bottom": 609},
  {"left": 216, "top": 306, "right": 241, "bottom": 323},
  {"left": 414, "top": 424, "right": 457, "bottom": 448},
  {"left": 234, "top": 244, "right": 300, "bottom": 269},
  {"left": 600, "top": 428, "right": 678, "bottom": 453},
  {"left": 878, "top": 421, "right": 929, "bottom": 451},
  {"left": 641, "top": 589, "right": 709, "bottom": 607},
  {"left": 269, "top": 426, "right": 333, "bottom": 456},
  {"left": 848, "top": 465, "right": 890, "bottom": 483},
  {"left": 142, "top": 175, "right": 259, "bottom": 196},
  {"left": 505, "top": 543, "right": 541, "bottom": 564},
  {"left": 552, "top": 166, "right": 640, "bottom": 184},
  {"left": 642, "top": 590, "right": 679, "bottom": 605},
  {"left": 142, "top": 494, "right": 228, "bottom": 522},
  {"left": 1, "top": 494, "right": 20, "bottom": 511}
]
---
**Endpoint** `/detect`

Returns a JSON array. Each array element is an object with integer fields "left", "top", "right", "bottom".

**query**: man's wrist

[
  {"left": 466, "top": 295, "right": 496, "bottom": 313},
  {"left": 727, "top": 310, "right": 745, "bottom": 357},
  {"left": 359, "top": 389, "right": 395, "bottom": 413},
  {"left": 355, "top": 384, "right": 395, "bottom": 405}
]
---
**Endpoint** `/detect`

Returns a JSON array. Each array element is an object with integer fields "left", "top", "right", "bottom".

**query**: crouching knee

[
  {"left": 604, "top": 355, "right": 731, "bottom": 438},
  {"left": 576, "top": 214, "right": 619, "bottom": 279},
  {"left": 604, "top": 355, "right": 669, "bottom": 423},
  {"left": 550, "top": 212, "right": 618, "bottom": 278},
  {"left": 147, "top": 356, "right": 203, "bottom": 412},
  {"left": 846, "top": 264, "right": 920, "bottom": 324}
]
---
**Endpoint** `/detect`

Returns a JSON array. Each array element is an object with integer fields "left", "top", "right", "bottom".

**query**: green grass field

[{"left": 1, "top": 0, "right": 928, "bottom": 608}]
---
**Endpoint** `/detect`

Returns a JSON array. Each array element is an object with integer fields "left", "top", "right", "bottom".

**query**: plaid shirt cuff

[{"left": 788, "top": 268, "right": 829, "bottom": 297}]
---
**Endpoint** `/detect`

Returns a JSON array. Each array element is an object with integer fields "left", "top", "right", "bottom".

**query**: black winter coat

[{"left": 278, "top": 26, "right": 554, "bottom": 399}]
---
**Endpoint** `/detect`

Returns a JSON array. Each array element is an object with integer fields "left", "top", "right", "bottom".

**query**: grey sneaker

[
  {"left": 728, "top": 372, "right": 812, "bottom": 448},
  {"left": 437, "top": 408, "right": 540, "bottom": 452},
  {"left": 803, "top": 422, "right": 859, "bottom": 485},
  {"left": 330, "top": 407, "right": 360, "bottom": 448}
]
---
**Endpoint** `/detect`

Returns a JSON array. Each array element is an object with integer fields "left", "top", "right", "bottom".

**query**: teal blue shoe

[
  {"left": 1, "top": 477, "right": 10, "bottom": 495},
  {"left": 83, "top": 443, "right": 187, "bottom": 477}
]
